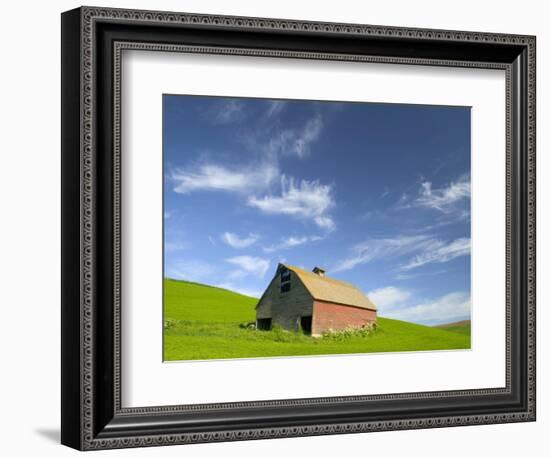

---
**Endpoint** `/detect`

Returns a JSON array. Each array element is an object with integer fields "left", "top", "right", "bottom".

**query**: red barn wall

[{"left": 312, "top": 300, "right": 377, "bottom": 336}]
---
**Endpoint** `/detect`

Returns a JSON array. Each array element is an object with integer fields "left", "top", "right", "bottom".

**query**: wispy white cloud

[
  {"left": 394, "top": 269, "right": 447, "bottom": 281},
  {"left": 292, "top": 116, "right": 323, "bottom": 158},
  {"left": 226, "top": 255, "right": 270, "bottom": 278},
  {"left": 265, "top": 100, "right": 286, "bottom": 118},
  {"left": 333, "top": 235, "right": 470, "bottom": 273},
  {"left": 263, "top": 236, "right": 308, "bottom": 253},
  {"left": 410, "top": 174, "right": 470, "bottom": 214},
  {"left": 313, "top": 216, "right": 336, "bottom": 232},
  {"left": 221, "top": 232, "right": 259, "bottom": 249},
  {"left": 332, "top": 235, "right": 433, "bottom": 273},
  {"left": 265, "top": 116, "right": 323, "bottom": 159},
  {"left": 248, "top": 176, "right": 335, "bottom": 230},
  {"left": 400, "top": 237, "right": 470, "bottom": 271},
  {"left": 413, "top": 210, "right": 471, "bottom": 233},
  {"left": 171, "top": 162, "right": 338, "bottom": 231},
  {"left": 262, "top": 234, "right": 324, "bottom": 253},
  {"left": 170, "top": 110, "right": 336, "bottom": 229},
  {"left": 210, "top": 99, "right": 245, "bottom": 124},
  {"left": 171, "top": 162, "right": 278, "bottom": 195}
]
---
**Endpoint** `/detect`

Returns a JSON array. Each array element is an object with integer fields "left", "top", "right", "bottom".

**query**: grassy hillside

[
  {"left": 164, "top": 278, "right": 257, "bottom": 322},
  {"left": 434, "top": 320, "right": 471, "bottom": 335},
  {"left": 163, "top": 279, "right": 471, "bottom": 361}
]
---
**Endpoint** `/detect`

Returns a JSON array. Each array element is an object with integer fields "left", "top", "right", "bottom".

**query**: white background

[
  {"left": 0, "top": 0, "right": 546, "bottom": 456},
  {"left": 123, "top": 52, "right": 506, "bottom": 406}
]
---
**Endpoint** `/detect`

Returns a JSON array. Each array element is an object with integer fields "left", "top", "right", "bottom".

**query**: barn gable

[{"left": 255, "top": 264, "right": 314, "bottom": 332}]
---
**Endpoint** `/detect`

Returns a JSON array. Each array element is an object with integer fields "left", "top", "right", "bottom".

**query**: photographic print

[{"left": 163, "top": 95, "right": 471, "bottom": 362}]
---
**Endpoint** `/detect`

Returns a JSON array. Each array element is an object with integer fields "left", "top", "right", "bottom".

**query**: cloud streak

[
  {"left": 410, "top": 174, "right": 470, "bottom": 214},
  {"left": 171, "top": 163, "right": 337, "bottom": 231},
  {"left": 265, "top": 100, "right": 286, "bottom": 118},
  {"left": 171, "top": 162, "right": 278, "bottom": 195},
  {"left": 221, "top": 232, "right": 259, "bottom": 249},
  {"left": 394, "top": 269, "right": 447, "bottom": 281},
  {"left": 170, "top": 107, "right": 335, "bottom": 229},
  {"left": 400, "top": 237, "right": 470, "bottom": 271},
  {"left": 248, "top": 176, "right": 335, "bottom": 230},
  {"left": 262, "top": 234, "right": 324, "bottom": 253},
  {"left": 265, "top": 116, "right": 323, "bottom": 159},
  {"left": 210, "top": 99, "right": 245, "bottom": 124},
  {"left": 332, "top": 235, "right": 432, "bottom": 272},
  {"left": 333, "top": 235, "right": 470, "bottom": 273}
]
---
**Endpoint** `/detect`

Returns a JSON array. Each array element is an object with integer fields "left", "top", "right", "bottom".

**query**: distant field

[
  {"left": 164, "top": 278, "right": 471, "bottom": 361},
  {"left": 434, "top": 320, "right": 471, "bottom": 335}
]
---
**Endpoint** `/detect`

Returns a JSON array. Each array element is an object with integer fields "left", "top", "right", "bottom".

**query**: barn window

[
  {"left": 280, "top": 268, "right": 291, "bottom": 282},
  {"left": 257, "top": 318, "right": 272, "bottom": 331},
  {"left": 281, "top": 282, "right": 291, "bottom": 293}
]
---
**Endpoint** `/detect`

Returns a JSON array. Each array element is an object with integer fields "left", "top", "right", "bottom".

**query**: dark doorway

[
  {"left": 257, "top": 318, "right": 272, "bottom": 331},
  {"left": 300, "top": 316, "right": 312, "bottom": 335}
]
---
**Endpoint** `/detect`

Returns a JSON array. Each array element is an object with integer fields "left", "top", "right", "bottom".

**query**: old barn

[{"left": 256, "top": 264, "right": 377, "bottom": 336}]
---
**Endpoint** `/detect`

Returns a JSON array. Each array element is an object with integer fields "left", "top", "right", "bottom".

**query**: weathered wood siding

[
  {"left": 256, "top": 268, "right": 313, "bottom": 332},
  {"left": 312, "top": 300, "right": 377, "bottom": 336}
]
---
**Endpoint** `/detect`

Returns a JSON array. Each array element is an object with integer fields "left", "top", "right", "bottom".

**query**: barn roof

[{"left": 283, "top": 265, "right": 377, "bottom": 311}]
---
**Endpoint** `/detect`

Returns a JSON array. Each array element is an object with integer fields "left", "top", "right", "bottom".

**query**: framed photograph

[
  {"left": 161, "top": 95, "right": 473, "bottom": 361},
  {"left": 61, "top": 6, "right": 536, "bottom": 450}
]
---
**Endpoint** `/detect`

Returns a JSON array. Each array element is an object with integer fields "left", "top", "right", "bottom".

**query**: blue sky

[{"left": 163, "top": 95, "right": 471, "bottom": 325}]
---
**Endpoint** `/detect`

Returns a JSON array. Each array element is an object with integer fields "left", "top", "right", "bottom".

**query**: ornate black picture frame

[{"left": 61, "top": 6, "right": 536, "bottom": 450}]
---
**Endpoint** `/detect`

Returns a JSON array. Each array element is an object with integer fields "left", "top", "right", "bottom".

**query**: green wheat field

[{"left": 163, "top": 278, "right": 471, "bottom": 361}]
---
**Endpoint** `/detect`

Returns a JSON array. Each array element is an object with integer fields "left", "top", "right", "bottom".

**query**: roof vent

[{"left": 312, "top": 267, "right": 326, "bottom": 276}]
